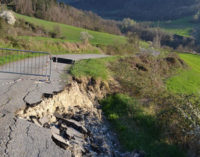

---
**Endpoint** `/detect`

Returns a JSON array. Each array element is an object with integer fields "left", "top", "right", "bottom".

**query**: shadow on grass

[{"left": 100, "top": 94, "right": 186, "bottom": 157}]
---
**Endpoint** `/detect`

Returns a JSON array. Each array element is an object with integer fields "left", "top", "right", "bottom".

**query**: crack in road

[
  {"left": 0, "top": 54, "right": 108, "bottom": 157},
  {"left": 22, "top": 83, "right": 40, "bottom": 105},
  {"left": 37, "top": 150, "right": 41, "bottom": 157},
  {"left": 4, "top": 118, "right": 17, "bottom": 157},
  {"left": 26, "top": 124, "right": 34, "bottom": 142},
  {"left": 0, "top": 98, "right": 11, "bottom": 109},
  {"left": 23, "top": 83, "right": 45, "bottom": 106},
  {"left": 0, "top": 77, "right": 22, "bottom": 97},
  {"left": 0, "top": 77, "right": 22, "bottom": 109}
]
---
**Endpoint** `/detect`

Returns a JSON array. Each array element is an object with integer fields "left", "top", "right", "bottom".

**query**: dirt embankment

[{"left": 16, "top": 77, "right": 132, "bottom": 157}]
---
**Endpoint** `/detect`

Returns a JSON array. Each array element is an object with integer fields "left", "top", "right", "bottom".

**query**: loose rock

[
  {"left": 66, "top": 127, "right": 84, "bottom": 139},
  {"left": 51, "top": 126, "right": 60, "bottom": 135},
  {"left": 52, "top": 132, "right": 69, "bottom": 149},
  {"left": 17, "top": 80, "right": 133, "bottom": 156},
  {"left": 39, "top": 116, "right": 49, "bottom": 126}
]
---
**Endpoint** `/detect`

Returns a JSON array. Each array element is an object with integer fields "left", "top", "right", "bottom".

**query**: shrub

[
  {"left": 120, "top": 18, "right": 136, "bottom": 33},
  {"left": 110, "top": 53, "right": 185, "bottom": 97},
  {"left": 50, "top": 25, "right": 62, "bottom": 38},
  {"left": 157, "top": 94, "right": 200, "bottom": 156},
  {"left": 0, "top": 17, "right": 14, "bottom": 38},
  {"left": 127, "top": 32, "right": 140, "bottom": 51},
  {"left": 80, "top": 31, "right": 93, "bottom": 44},
  {"left": 100, "top": 94, "right": 186, "bottom": 157}
]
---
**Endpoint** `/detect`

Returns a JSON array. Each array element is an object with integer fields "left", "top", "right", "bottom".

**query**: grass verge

[
  {"left": 70, "top": 57, "right": 117, "bottom": 80},
  {"left": 0, "top": 52, "right": 42, "bottom": 65},
  {"left": 0, "top": 37, "right": 102, "bottom": 54},
  {"left": 167, "top": 53, "right": 200, "bottom": 94}
]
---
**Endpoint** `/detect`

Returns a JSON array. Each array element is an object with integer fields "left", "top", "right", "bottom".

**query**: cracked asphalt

[{"left": 0, "top": 54, "right": 107, "bottom": 157}]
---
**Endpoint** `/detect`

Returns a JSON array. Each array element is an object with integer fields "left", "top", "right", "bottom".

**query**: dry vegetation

[
  {"left": 71, "top": 52, "right": 200, "bottom": 156},
  {"left": 108, "top": 54, "right": 200, "bottom": 156},
  {"left": 1, "top": 1, "right": 200, "bottom": 156},
  {"left": 11, "top": 0, "right": 121, "bottom": 35}
]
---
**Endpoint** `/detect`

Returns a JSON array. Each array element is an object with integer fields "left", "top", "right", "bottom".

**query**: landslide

[{"left": 17, "top": 77, "right": 125, "bottom": 157}]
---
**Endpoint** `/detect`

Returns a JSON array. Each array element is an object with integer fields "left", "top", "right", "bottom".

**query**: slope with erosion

[
  {"left": 0, "top": 53, "right": 110, "bottom": 157},
  {"left": 1, "top": 7, "right": 200, "bottom": 157},
  {"left": 69, "top": 49, "right": 200, "bottom": 157},
  {"left": 69, "top": 52, "right": 188, "bottom": 157}
]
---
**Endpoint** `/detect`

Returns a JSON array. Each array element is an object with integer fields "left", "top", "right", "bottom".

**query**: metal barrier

[{"left": 0, "top": 48, "right": 52, "bottom": 80}]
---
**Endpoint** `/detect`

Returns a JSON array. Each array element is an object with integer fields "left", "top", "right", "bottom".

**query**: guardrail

[{"left": 0, "top": 48, "right": 52, "bottom": 80}]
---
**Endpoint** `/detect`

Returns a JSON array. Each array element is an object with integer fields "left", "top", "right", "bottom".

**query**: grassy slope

[
  {"left": 101, "top": 94, "right": 185, "bottom": 157},
  {"left": 167, "top": 53, "right": 200, "bottom": 94},
  {"left": 71, "top": 57, "right": 186, "bottom": 157},
  {"left": 15, "top": 13, "right": 126, "bottom": 45},
  {"left": 14, "top": 13, "right": 199, "bottom": 45},
  {"left": 70, "top": 57, "right": 117, "bottom": 80},
  {"left": 158, "top": 16, "right": 199, "bottom": 37}
]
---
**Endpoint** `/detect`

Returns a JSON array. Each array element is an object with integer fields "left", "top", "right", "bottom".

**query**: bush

[
  {"left": 109, "top": 53, "right": 185, "bottom": 97},
  {"left": 0, "top": 17, "right": 7, "bottom": 37},
  {"left": 157, "top": 94, "right": 200, "bottom": 156},
  {"left": 0, "top": 17, "right": 15, "bottom": 38},
  {"left": 106, "top": 53, "right": 200, "bottom": 156},
  {"left": 80, "top": 31, "right": 93, "bottom": 44},
  {"left": 127, "top": 32, "right": 140, "bottom": 51},
  {"left": 101, "top": 94, "right": 186, "bottom": 157},
  {"left": 120, "top": 18, "right": 136, "bottom": 33},
  {"left": 50, "top": 25, "right": 62, "bottom": 38},
  {"left": 193, "top": 11, "right": 200, "bottom": 23},
  {"left": 99, "top": 40, "right": 138, "bottom": 55}
]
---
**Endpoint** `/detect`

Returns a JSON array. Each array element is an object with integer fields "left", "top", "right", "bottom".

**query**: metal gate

[{"left": 0, "top": 48, "right": 52, "bottom": 80}]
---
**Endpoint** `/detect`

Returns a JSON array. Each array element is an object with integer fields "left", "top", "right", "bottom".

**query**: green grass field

[
  {"left": 15, "top": 13, "right": 126, "bottom": 45},
  {"left": 167, "top": 53, "right": 200, "bottom": 94},
  {"left": 0, "top": 52, "right": 44, "bottom": 66},
  {"left": 156, "top": 16, "right": 199, "bottom": 37},
  {"left": 70, "top": 57, "right": 117, "bottom": 80}
]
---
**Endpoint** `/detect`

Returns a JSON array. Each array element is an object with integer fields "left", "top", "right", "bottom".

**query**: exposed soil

[{"left": 16, "top": 77, "right": 136, "bottom": 157}]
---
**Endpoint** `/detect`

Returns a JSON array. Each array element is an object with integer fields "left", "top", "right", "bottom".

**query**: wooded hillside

[
  {"left": 1, "top": 0, "right": 121, "bottom": 34},
  {"left": 61, "top": 0, "right": 200, "bottom": 20}
]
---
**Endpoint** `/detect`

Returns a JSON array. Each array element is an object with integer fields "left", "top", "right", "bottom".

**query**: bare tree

[{"left": 80, "top": 31, "right": 93, "bottom": 44}]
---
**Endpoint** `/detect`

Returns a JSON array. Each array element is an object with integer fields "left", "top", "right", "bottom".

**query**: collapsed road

[{"left": 0, "top": 54, "right": 109, "bottom": 157}]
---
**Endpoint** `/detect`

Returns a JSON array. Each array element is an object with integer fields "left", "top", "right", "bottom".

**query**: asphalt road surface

[{"left": 0, "top": 54, "right": 108, "bottom": 157}]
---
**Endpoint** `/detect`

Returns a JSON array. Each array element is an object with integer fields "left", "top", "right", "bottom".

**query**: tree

[
  {"left": 193, "top": 11, "right": 200, "bottom": 23},
  {"left": 49, "top": 25, "right": 61, "bottom": 38},
  {"left": 194, "top": 27, "right": 200, "bottom": 45},
  {"left": 121, "top": 18, "right": 136, "bottom": 32},
  {"left": 127, "top": 32, "right": 140, "bottom": 51},
  {"left": 152, "top": 27, "right": 162, "bottom": 48},
  {"left": 80, "top": 31, "right": 93, "bottom": 44}
]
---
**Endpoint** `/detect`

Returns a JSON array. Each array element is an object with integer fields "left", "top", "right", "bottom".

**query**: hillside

[
  {"left": 15, "top": 13, "right": 125, "bottom": 46},
  {"left": 167, "top": 53, "right": 200, "bottom": 94},
  {"left": 157, "top": 16, "right": 198, "bottom": 37},
  {"left": 2, "top": 0, "right": 121, "bottom": 35},
  {"left": 0, "top": 11, "right": 127, "bottom": 54},
  {"left": 61, "top": 0, "right": 200, "bottom": 21},
  {"left": 1, "top": 6, "right": 200, "bottom": 157}
]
